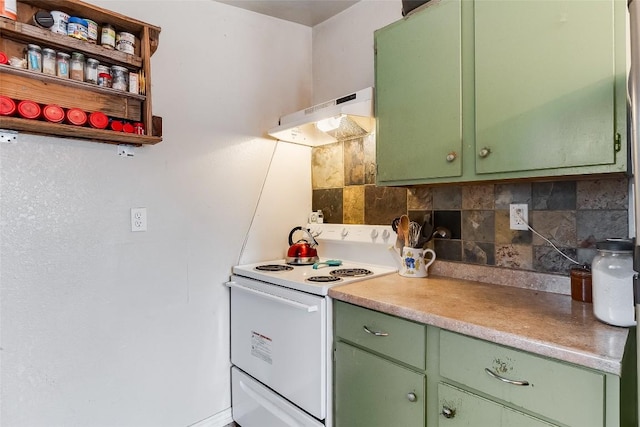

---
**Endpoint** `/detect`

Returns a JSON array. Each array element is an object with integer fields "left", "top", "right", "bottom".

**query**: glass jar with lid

[
  {"left": 111, "top": 65, "right": 128, "bottom": 91},
  {"left": 85, "top": 58, "right": 99, "bottom": 84},
  {"left": 42, "top": 48, "right": 56, "bottom": 75},
  {"left": 56, "top": 52, "right": 70, "bottom": 78},
  {"left": 69, "top": 52, "right": 84, "bottom": 81},
  {"left": 27, "top": 44, "right": 42, "bottom": 72},
  {"left": 592, "top": 239, "right": 637, "bottom": 327}
]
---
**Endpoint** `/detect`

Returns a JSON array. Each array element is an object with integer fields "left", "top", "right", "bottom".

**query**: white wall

[
  {"left": 0, "top": 1, "right": 312, "bottom": 426},
  {"left": 312, "top": 0, "right": 402, "bottom": 103}
]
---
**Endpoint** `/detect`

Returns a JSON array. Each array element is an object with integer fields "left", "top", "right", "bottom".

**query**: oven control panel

[{"left": 307, "top": 223, "right": 394, "bottom": 245}]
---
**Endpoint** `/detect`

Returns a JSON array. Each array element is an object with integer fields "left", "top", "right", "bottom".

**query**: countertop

[{"left": 328, "top": 273, "right": 632, "bottom": 376}]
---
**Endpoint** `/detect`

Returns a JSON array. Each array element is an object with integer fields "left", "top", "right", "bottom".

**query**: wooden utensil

[{"left": 400, "top": 215, "right": 410, "bottom": 248}]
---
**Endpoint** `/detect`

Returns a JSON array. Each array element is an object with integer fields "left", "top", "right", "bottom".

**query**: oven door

[{"left": 228, "top": 275, "right": 327, "bottom": 420}]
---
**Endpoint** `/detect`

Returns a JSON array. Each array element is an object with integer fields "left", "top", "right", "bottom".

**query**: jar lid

[
  {"left": 71, "top": 52, "right": 85, "bottom": 59},
  {"left": 111, "top": 65, "right": 127, "bottom": 72},
  {"left": 596, "top": 239, "right": 633, "bottom": 252},
  {"left": 122, "top": 122, "right": 134, "bottom": 133},
  {"left": 57, "top": 52, "right": 70, "bottom": 58},
  {"left": 27, "top": 44, "right": 41, "bottom": 50},
  {"left": 42, "top": 48, "right": 56, "bottom": 54},
  {"left": 43, "top": 104, "right": 65, "bottom": 123},
  {"left": 33, "top": 10, "right": 54, "bottom": 28},
  {"left": 66, "top": 108, "right": 87, "bottom": 126},
  {"left": 0, "top": 51, "right": 8, "bottom": 65},
  {"left": 68, "top": 17, "right": 88, "bottom": 25},
  {"left": 17, "top": 100, "right": 41, "bottom": 119},
  {"left": 110, "top": 120, "right": 123, "bottom": 132},
  {"left": 88, "top": 112, "right": 109, "bottom": 129},
  {"left": 86, "top": 58, "right": 99, "bottom": 64},
  {"left": 0, "top": 96, "right": 16, "bottom": 116}
]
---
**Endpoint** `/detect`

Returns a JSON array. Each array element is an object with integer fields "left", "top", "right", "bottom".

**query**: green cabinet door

[
  {"left": 375, "top": 0, "right": 462, "bottom": 184},
  {"left": 474, "top": 0, "right": 619, "bottom": 174},
  {"left": 438, "top": 383, "right": 557, "bottom": 426},
  {"left": 334, "top": 341, "right": 425, "bottom": 427}
]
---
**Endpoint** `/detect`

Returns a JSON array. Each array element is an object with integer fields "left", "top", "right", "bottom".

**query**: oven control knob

[
  {"left": 341, "top": 228, "right": 348, "bottom": 238},
  {"left": 382, "top": 229, "right": 390, "bottom": 239},
  {"left": 371, "top": 229, "right": 379, "bottom": 239}
]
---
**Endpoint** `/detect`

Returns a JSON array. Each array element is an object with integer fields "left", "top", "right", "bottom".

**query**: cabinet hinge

[
  {"left": 614, "top": 133, "right": 621, "bottom": 152},
  {"left": 332, "top": 347, "right": 336, "bottom": 362}
]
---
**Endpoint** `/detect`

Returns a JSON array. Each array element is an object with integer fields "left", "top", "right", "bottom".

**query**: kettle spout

[{"left": 388, "top": 246, "right": 403, "bottom": 270}]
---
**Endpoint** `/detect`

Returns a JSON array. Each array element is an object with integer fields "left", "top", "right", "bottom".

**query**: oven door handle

[{"left": 225, "top": 281, "right": 319, "bottom": 313}]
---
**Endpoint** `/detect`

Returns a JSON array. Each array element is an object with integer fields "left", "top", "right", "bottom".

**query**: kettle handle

[{"left": 289, "top": 226, "right": 305, "bottom": 246}]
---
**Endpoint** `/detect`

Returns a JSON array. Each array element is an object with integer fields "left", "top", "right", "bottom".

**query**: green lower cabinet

[
  {"left": 437, "top": 383, "right": 557, "bottom": 426},
  {"left": 334, "top": 341, "right": 426, "bottom": 427}
]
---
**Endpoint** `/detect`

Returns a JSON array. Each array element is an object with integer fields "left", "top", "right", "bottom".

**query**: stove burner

[
  {"left": 307, "top": 276, "right": 342, "bottom": 283},
  {"left": 330, "top": 268, "right": 373, "bottom": 278},
  {"left": 255, "top": 264, "right": 294, "bottom": 272}
]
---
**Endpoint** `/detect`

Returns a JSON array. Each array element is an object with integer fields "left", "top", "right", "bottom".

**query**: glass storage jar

[
  {"left": 27, "top": 44, "right": 42, "bottom": 72},
  {"left": 85, "top": 58, "right": 99, "bottom": 84},
  {"left": 42, "top": 48, "right": 56, "bottom": 76},
  {"left": 70, "top": 52, "right": 85, "bottom": 81},
  {"left": 111, "top": 65, "right": 128, "bottom": 91},
  {"left": 56, "top": 52, "right": 70, "bottom": 78},
  {"left": 592, "top": 239, "right": 637, "bottom": 327}
]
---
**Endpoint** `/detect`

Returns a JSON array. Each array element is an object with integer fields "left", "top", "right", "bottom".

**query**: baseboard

[{"left": 189, "top": 408, "right": 233, "bottom": 427}]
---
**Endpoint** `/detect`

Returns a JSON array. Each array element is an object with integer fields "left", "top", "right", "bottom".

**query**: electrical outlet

[
  {"left": 509, "top": 204, "right": 528, "bottom": 230},
  {"left": 131, "top": 207, "right": 147, "bottom": 232}
]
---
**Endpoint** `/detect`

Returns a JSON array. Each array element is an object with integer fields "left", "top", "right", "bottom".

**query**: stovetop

[{"left": 232, "top": 259, "right": 396, "bottom": 296}]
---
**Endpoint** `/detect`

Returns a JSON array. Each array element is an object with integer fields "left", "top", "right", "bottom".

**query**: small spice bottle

[
  {"left": 85, "top": 19, "right": 98, "bottom": 44},
  {"left": 85, "top": 58, "right": 99, "bottom": 84},
  {"left": 70, "top": 52, "right": 85, "bottom": 81},
  {"left": 27, "top": 44, "right": 42, "bottom": 72},
  {"left": 97, "top": 72, "right": 112, "bottom": 88},
  {"left": 570, "top": 264, "right": 592, "bottom": 303},
  {"left": 56, "top": 52, "right": 70, "bottom": 78},
  {"left": 100, "top": 23, "right": 116, "bottom": 49}
]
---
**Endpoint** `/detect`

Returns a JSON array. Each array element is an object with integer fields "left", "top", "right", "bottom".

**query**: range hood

[{"left": 268, "top": 87, "right": 375, "bottom": 146}]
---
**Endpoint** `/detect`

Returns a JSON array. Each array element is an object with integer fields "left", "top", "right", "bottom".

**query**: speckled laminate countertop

[{"left": 328, "top": 273, "right": 631, "bottom": 376}]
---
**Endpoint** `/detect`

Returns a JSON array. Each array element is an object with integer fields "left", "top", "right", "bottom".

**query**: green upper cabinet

[
  {"left": 375, "top": 0, "right": 462, "bottom": 183},
  {"left": 475, "top": 0, "right": 619, "bottom": 174},
  {"left": 375, "top": 0, "right": 627, "bottom": 186}
]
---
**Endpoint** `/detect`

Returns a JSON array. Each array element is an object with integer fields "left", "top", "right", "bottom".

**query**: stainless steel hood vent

[{"left": 268, "top": 87, "right": 374, "bottom": 146}]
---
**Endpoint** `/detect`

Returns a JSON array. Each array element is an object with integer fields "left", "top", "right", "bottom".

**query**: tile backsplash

[{"left": 311, "top": 137, "right": 630, "bottom": 275}]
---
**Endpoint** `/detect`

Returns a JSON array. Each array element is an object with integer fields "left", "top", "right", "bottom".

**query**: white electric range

[{"left": 228, "top": 223, "right": 397, "bottom": 427}]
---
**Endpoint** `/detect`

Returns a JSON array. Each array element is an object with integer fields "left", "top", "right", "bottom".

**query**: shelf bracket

[
  {"left": 117, "top": 145, "right": 135, "bottom": 157},
  {"left": 0, "top": 130, "right": 18, "bottom": 144}
]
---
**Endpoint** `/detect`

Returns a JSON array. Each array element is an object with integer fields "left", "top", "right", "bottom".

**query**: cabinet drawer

[
  {"left": 439, "top": 331, "right": 605, "bottom": 427},
  {"left": 335, "top": 301, "right": 426, "bottom": 369},
  {"left": 438, "top": 383, "right": 556, "bottom": 426}
]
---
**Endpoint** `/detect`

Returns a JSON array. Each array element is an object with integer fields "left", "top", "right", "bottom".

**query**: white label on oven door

[{"left": 251, "top": 331, "right": 273, "bottom": 364}]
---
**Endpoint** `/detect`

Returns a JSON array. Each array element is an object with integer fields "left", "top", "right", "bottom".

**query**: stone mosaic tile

[
  {"left": 530, "top": 211, "right": 576, "bottom": 247},
  {"left": 432, "top": 186, "right": 462, "bottom": 210},
  {"left": 463, "top": 241, "right": 495, "bottom": 265},
  {"left": 364, "top": 185, "right": 407, "bottom": 225},
  {"left": 495, "top": 244, "right": 533, "bottom": 270},
  {"left": 312, "top": 188, "right": 343, "bottom": 223},
  {"left": 494, "top": 183, "right": 532, "bottom": 209},
  {"left": 461, "top": 210, "right": 495, "bottom": 242},
  {"left": 532, "top": 181, "right": 576, "bottom": 210},
  {"left": 494, "top": 210, "right": 532, "bottom": 244},
  {"left": 311, "top": 142, "right": 344, "bottom": 189},
  {"left": 343, "top": 186, "right": 365, "bottom": 224},
  {"left": 577, "top": 178, "right": 629, "bottom": 210},
  {"left": 576, "top": 210, "right": 629, "bottom": 248},
  {"left": 462, "top": 184, "right": 494, "bottom": 210},
  {"left": 408, "top": 186, "right": 432, "bottom": 210},
  {"left": 409, "top": 211, "right": 432, "bottom": 230},
  {"left": 533, "top": 245, "right": 578, "bottom": 274},
  {"left": 344, "top": 138, "right": 365, "bottom": 186},
  {"left": 434, "top": 239, "right": 462, "bottom": 262},
  {"left": 363, "top": 134, "right": 376, "bottom": 185},
  {"left": 433, "top": 210, "right": 461, "bottom": 239}
]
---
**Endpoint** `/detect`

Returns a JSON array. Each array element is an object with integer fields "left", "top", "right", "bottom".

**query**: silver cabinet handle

[
  {"left": 484, "top": 367, "right": 530, "bottom": 386},
  {"left": 441, "top": 406, "right": 456, "bottom": 419},
  {"left": 446, "top": 152, "right": 457, "bottom": 162},
  {"left": 406, "top": 392, "right": 417, "bottom": 402},
  {"left": 478, "top": 147, "right": 491, "bottom": 158},
  {"left": 363, "top": 325, "right": 389, "bottom": 337}
]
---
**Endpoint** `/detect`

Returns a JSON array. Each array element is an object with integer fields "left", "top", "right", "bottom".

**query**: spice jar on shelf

[
  {"left": 111, "top": 65, "right": 128, "bottom": 91},
  {"left": 85, "top": 58, "right": 99, "bottom": 84},
  {"left": 56, "top": 52, "right": 70, "bottom": 78},
  {"left": 27, "top": 44, "right": 42, "bottom": 72},
  {"left": 70, "top": 52, "right": 85, "bottom": 82},
  {"left": 42, "top": 48, "right": 56, "bottom": 76},
  {"left": 100, "top": 23, "right": 116, "bottom": 49}
]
